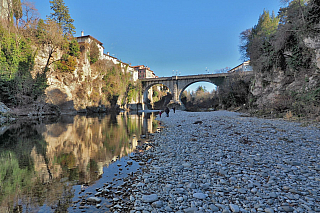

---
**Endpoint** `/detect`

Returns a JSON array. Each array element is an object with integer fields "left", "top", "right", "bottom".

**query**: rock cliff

[
  {"left": 250, "top": 37, "right": 320, "bottom": 114},
  {"left": 33, "top": 43, "right": 123, "bottom": 113}
]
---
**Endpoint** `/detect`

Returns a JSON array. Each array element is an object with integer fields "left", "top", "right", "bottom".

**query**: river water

[{"left": 0, "top": 112, "right": 159, "bottom": 212}]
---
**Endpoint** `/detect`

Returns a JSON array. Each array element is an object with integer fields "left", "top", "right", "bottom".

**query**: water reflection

[{"left": 0, "top": 112, "right": 158, "bottom": 212}]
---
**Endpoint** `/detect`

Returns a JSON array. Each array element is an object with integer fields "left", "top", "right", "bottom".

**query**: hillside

[
  {"left": 0, "top": 0, "right": 141, "bottom": 116},
  {"left": 239, "top": 0, "right": 320, "bottom": 120}
]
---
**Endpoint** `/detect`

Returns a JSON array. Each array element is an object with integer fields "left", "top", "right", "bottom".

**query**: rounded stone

[
  {"left": 193, "top": 193, "right": 207, "bottom": 199},
  {"left": 142, "top": 194, "right": 158, "bottom": 203}
]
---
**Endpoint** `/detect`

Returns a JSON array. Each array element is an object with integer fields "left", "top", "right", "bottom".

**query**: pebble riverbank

[{"left": 105, "top": 110, "right": 320, "bottom": 213}]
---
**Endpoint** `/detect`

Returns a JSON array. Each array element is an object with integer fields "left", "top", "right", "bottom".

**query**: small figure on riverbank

[
  {"left": 173, "top": 107, "right": 176, "bottom": 113},
  {"left": 159, "top": 111, "right": 162, "bottom": 118},
  {"left": 165, "top": 107, "right": 170, "bottom": 117}
]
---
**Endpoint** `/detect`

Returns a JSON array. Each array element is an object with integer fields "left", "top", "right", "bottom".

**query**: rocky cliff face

[
  {"left": 33, "top": 45, "right": 113, "bottom": 113},
  {"left": 251, "top": 38, "right": 320, "bottom": 111}
]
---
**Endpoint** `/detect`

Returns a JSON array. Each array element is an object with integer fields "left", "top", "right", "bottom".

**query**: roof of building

[
  {"left": 76, "top": 35, "right": 103, "bottom": 46},
  {"left": 228, "top": 60, "right": 251, "bottom": 73},
  {"left": 76, "top": 36, "right": 151, "bottom": 71},
  {"left": 132, "top": 65, "right": 146, "bottom": 68}
]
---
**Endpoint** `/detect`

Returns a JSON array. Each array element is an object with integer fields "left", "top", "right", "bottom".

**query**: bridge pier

[
  {"left": 168, "top": 100, "right": 186, "bottom": 110},
  {"left": 171, "top": 76, "right": 179, "bottom": 103}
]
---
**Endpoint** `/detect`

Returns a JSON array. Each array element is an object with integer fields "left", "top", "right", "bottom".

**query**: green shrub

[
  {"left": 55, "top": 54, "right": 77, "bottom": 73},
  {"left": 69, "top": 39, "right": 80, "bottom": 58},
  {"left": 88, "top": 41, "right": 100, "bottom": 64}
]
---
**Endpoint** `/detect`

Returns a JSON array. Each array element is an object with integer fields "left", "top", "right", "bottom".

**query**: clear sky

[{"left": 31, "top": 0, "right": 283, "bottom": 92}]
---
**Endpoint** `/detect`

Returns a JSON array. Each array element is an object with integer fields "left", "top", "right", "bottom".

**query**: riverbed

[{"left": 109, "top": 110, "right": 320, "bottom": 212}]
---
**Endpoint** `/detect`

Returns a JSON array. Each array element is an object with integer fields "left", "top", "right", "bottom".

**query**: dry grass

[{"left": 284, "top": 110, "right": 293, "bottom": 120}]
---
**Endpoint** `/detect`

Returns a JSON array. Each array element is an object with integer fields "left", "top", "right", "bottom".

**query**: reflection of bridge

[{"left": 140, "top": 72, "right": 253, "bottom": 109}]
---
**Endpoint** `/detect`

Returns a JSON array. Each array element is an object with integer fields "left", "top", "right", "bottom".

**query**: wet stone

[{"left": 86, "top": 197, "right": 101, "bottom": 203}]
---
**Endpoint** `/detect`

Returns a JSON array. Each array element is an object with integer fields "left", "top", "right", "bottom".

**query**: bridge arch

[
  {"left": 140, "top": 72, "right": 253, "bottom": 110},
  {"left": 178, "top": 80, "right": 217, "bottom": 104},
  {"left": 143, "top": 82, "right": 172, "bottom": 109}
]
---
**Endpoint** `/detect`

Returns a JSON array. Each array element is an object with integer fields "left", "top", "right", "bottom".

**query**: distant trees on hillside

[{"left": 181, "top": 86, "right": 217, "bottom": 111}]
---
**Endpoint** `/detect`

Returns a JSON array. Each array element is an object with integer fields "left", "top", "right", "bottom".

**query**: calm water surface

[{"left": 0, "top": 112, "right": 159, "bottom": 212}]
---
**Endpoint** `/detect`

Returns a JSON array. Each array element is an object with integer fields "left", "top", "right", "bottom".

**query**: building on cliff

[
  {"left": 132, "top": 65, "right": 157, "bottom": 79},
  {"left": 228, "top": 60, "right": 252, "bottom": 73},
  {"left": 132, "top": 65, "right": 158, "bottom": 104},
  {"left": 76, "top": 32, "right": 139, "bottom": 82}
]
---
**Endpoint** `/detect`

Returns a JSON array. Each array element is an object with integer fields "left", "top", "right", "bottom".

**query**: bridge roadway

[{"left": 140, "top": 71, "right": 253, "bottom": 110}]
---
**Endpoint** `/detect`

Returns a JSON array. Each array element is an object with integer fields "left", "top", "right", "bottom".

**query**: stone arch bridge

[{"left": 140, "top": 72, "right": 253, "bottom": 110}]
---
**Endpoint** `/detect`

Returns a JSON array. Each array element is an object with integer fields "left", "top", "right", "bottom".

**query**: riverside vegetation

[
  {"left": 0, "top": 0, "right": 140, "bottom": 116},
  {"left": 239, "top": 0, "right": 320, "bottom": 121}
]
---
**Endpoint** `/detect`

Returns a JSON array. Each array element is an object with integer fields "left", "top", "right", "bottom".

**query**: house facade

[
  {"left": 132, "top": 65, "right": 157, "bottom": 79},
  {"left": 228, "top": 61, "right": 252, "bottom": 73}
]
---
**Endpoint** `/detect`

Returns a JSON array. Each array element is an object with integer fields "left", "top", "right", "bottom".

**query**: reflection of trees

[
  {"left": 0, "top": 123, "right": 48, "bottom": 170},
  {"left": 41, "top": 113, "right": 147, "bottom": 185},
  {"left": 0, "top": 124, "right": 48, "bottom": 206},
  {"left": 0, "top": 123, "right": 71, "bottom": 212},
  {"left": 0, "top": 113, "right": 157, "bottom": 212},
  {"left": 0, "top": 151, "right": 33, "bottom": 207}
]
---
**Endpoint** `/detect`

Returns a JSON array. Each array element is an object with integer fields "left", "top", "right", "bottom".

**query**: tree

[
  {"left": 36, "top": 19, "right": 66, "bottom": 70},
  {"left": 21, "top": 0, "right": 39, "bottom": 29},
  {"left": 218, "top": 73, "right": 251, "bottom": 109},
  {"left": 196, "top": 85, "right": 206, "bottom": 93},
  {"left": 239, "top": 10, "right": 280, "bottom": 72},
  {"left": 1, "top": 0, "right": 22, "bottom": 28},
  {"left": 239, "top": 28, "right": 252, "bottom": 61},
  {"left": 305, "top": 0, "right": 320, "bottom": 36},
  {"left": 12, "top": 0, "right": 22, "bottom": 26},
  {"left": 278, "top": 0, "right": 307, "bottom": 30},
  {"left": 254, "top": 10, "right": 279, "bottom": 37},
  {"left": 48, "top": 0, "right": 75, "bottom": 35},
  {"left": 88, "top": 41, "right": 100, "bottom": 64}
]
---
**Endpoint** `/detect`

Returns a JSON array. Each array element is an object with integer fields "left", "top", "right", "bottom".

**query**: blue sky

[{"left": 31, "top": 0, "right": 283, "bottom": 92}]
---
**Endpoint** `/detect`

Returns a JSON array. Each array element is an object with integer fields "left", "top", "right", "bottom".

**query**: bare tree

[
  {"left": 21, "top": 0, "right": 39, "bottom": 29},
  {"left": 37, "top": 19, "right": 66, "bottom": 71},
  {"left": 239, "top": 28, "right": 252, "bottom": 62}
]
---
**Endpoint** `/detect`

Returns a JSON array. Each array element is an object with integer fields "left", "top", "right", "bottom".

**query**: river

[{"left": 0, "top": 111, "right": 160, "bottom": 212}]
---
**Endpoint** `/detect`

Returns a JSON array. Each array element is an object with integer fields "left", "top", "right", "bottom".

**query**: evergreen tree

[
  {"left": 12, "top": 0, "right": 22, "bottom": 26},
  {"left": 253, "top": 10, "right": 279, "bottom": 37},
  {"left": 239, "top": 9, "right": 279, "bottom": 71},
  {"left": 48, "top": 0, "right": 75, "bottom": 35},
  {"left": 196, "top": 86, "right": 206, "bottom": 93},
  {"left": 305, "top": 0, "right": 320, "bottom": 36}
]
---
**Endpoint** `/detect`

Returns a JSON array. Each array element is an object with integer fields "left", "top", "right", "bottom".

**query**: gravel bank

[{"left": 114, "top": 110, "right": 320, "bottom": 213}]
